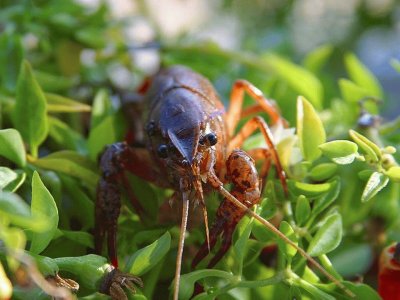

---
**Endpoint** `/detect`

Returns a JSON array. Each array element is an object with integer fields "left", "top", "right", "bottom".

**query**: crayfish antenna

[
  {"left": 173, "top": 189, "right": 190, "bottom": 300},
  {"left": 196, "top": 178, "right": 210, "bottom": 252},
  {"left": 208, "top": 173, "right": 355, "bottom": 298}
]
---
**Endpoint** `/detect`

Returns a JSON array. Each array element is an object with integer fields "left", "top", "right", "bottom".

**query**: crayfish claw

[{"left": 101, "top": 268, "right": 143, "bottom": 300}]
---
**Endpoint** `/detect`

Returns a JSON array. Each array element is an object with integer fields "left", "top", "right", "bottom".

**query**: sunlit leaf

[
  {"left": 361, "top": 172, "right": 389, "bottom": 202},
  {"left": 297, "top": 96, "right": 326, "bottom": 162},
  {"left": 30, "top": 171, "right": 59, "bottom": 254},
  {"left": 0, "top": 192, "right": 47, "bottom": 231},
  {"left": 289, "top": 181, "right": 331, "bottom": 197},
  {"left": 45, "top": 93, "right": 91, "bottom": 113},
  {"left": 90, "top": 89, "right": 113, "bottom": 129},
  {"left": 319, "top": 140, "right": 358, "bottom": 165},
  {"left": 0, "top": 129, "right": 26, "bottom": 167},
  {"left": 344, "top": 53, "right": 383, "bottom": 98},
  {"left": 303, "top": 45, "right": 333, "bottom": 73},
  {"left": 264, "top": 54, "right": 323, "bottom": 109},
  {"left": 385, "top": 166, "right": 400, "bottom": 183},
  {"left": 349, "top": 130, "right": 381, "bottom": 163},
  {"left": 339, "top": 79, "right": 371, "bottom": 104}
]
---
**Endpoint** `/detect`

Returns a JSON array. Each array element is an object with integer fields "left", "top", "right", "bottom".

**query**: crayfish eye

[
  {"left": 157, "top": 144, "right": 168, "bottom": 158},
  {"left": 202, "top": 132, "right": 217, "bottom": 146}
]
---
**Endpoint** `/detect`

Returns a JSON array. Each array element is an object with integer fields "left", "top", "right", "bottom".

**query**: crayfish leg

[
  {"left": 191, "top": 223, "right": 224, "bottom": 269},
  {"left": 228, "top": 116, "right": 288, "bottom": 196},
  {"left": 226, "top": 79, "right": 287, "bottom": 137},
  {"left": 207, "top": 225, "right": 235, "bottom": 269}
]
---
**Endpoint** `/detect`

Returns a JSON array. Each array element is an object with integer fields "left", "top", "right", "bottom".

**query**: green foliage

[{"left": 0, "top": 1, "right": 397, "bottom": 300}]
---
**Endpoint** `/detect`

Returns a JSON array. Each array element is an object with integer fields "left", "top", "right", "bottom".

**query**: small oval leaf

[
  {"left": 30, "top": 171, "right": 59, "bottom": 254},
  {"left": 309, "top": 163, "right": 338, "bottom": 181},
  {"left": 126, "top": 231, "right": 171, "bottom": 276},
  {"left": 0, "top": 129, "right": 26, "bottom": 167},
  {"left": 319, "top": 140, "right": 358, "bottom": 165},
  {"left": 297, "top": 96, "right": 326, "bottom": 162},
  {"left": 290, "top": 181, "right": 332, "bottom": 197},
  {"left": 278, "top": 221, "right": 298, "bottom": 261},
  {"left": 349, "top": 130, "right": 381, "bottom": 163},
  {"left": 361, "top": 172, "right": 389, "bottom": 202},
  {"left": 296, "top": 195, "right": 311, "bottom": 226},
  {"left": 308, "top": 213, "right": 342, "bottom": 256}
]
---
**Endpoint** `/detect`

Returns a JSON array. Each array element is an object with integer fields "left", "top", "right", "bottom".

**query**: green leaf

[
  {"left": 339, "top": 79, "right": 372, "bottom": 103},
  {"left": 297, "top": 96, "right": 326, "bottom": 162},
  {"left": 263, "top": 54, "right": 323, "bottom": 109},
  {"left": 315, "top": 281, "right": 380, "bottom": 300},
  {"left": 385, "top": 166, "right": 400, "bottom": 183},
  {"left": 125, "top": 232, "right": 171, "bottom": 276},
  {"left": 55, "top": 254, "right": 110, "bottom": 290},
  {"left": 289, "top": 181, "right": 331, "bottom": 197},
  {"left": 48, "top": 117, "right": 87, "bottom": 154},
  {"left": 330, "top": 244, "right": 372, "bottom": 278},
  {"left": 90, "top": 89, "right": 113, "bottom": 129},
  {"left": 87, "top": 114, "right": 125, "bottom": 161},
  {"left": 295, "top": 195, "right": 311, "bottom": 226},
  {"left": 30, "top": 171, "right": 59, "bottom": 254},
  {"left": 361, "top": 172, "right": 389, "bottom": 202},
  {"left": 277, "top": 221, "right": 298, "bottom": 261},
  {"left": 0, "top": 32, "right": 24, "bottom": 92},
  {"left": 0, "top": 192, "right": 47, "bottom": 231},
  {"left": 307, "top": 213, "right": 342, "bottom": 256},
  {"left": 303, "top": 45, "right": 333, "bottom": 73},
  {"left": 349, "top": 130, "right": 381, "bottom": 163},
  {"left": 31, "top": 151, "right": 99, "bottom": 188},
  {"left": 0, "top": 129, "right": 26, "bottom": 167},
  {"left": 178, "top": 269, "right": 233, "bottom": 300},
  {"left": 61, "top": 230, "right": 94, "bottom": 248},
  {"left": 75, "top": 27, "right": 106, "bottom": 48},
  {"left": 55, "top": 40, "right": 82, "bottom": 76},
  {"left": 309, "top": 163, "right": 338, "bottom": 181},
  {"left": 0, "top": 167, "right": 17, "bottom": 190},
  {"left": 34, "top": 70, "right": 74, "bottom": 92},
  {"left": 30, "top": 254, "right": 59, "bottom": 277},
  {"left": 312, "top": 179, "right": 340, "bottom": 217},
  {"left": 233, "top": 217, "right": 253, "bottom": 274},
  {"left": 45, "top": 93, "right": 91, "bottom": 113},
  {"left": 319, "top": 140, "right": 358, "bottom": 165},
  {"left": 13, "top": 60, "right": 48, "bottom": 157},
  {"left": 344, "top": 53, "right": 383, "bottom": 98}
]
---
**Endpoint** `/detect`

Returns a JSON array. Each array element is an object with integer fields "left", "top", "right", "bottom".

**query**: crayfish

[{"left": 94, "top": 66, "right": 351, "bottom": 299}]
